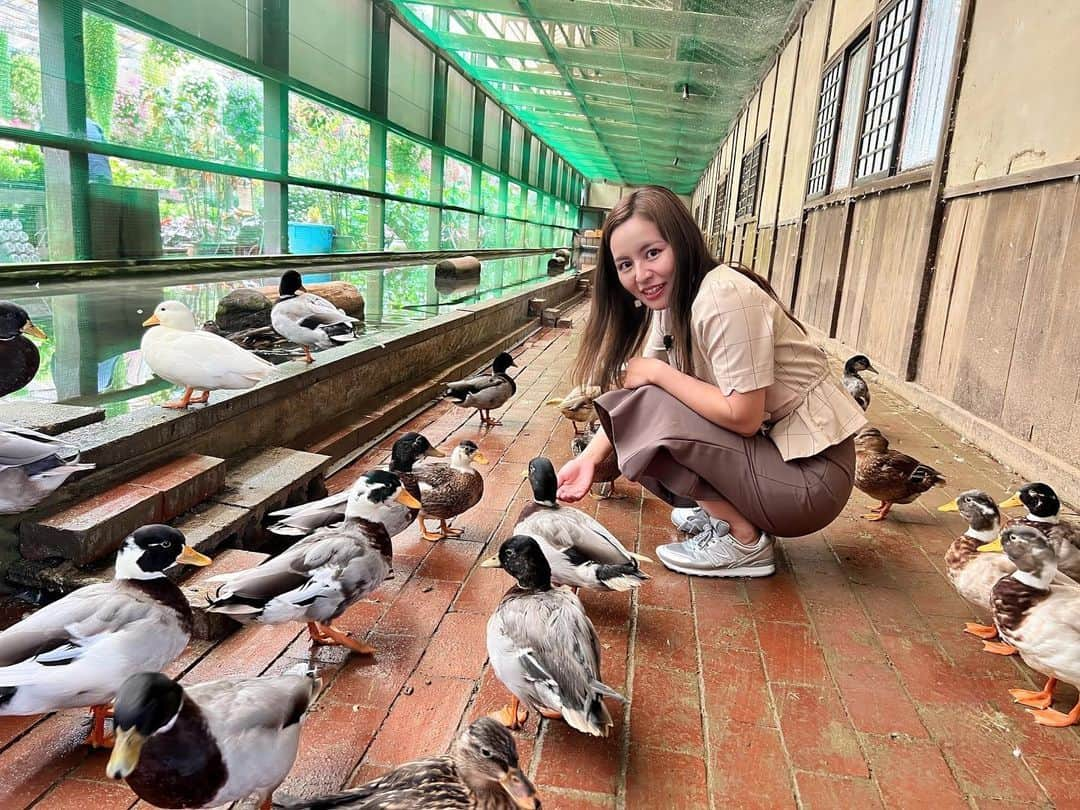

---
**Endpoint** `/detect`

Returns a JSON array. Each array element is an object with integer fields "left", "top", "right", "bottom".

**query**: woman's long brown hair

[{"left": 573, "top": 185, "right": 803, "bottom": 392}]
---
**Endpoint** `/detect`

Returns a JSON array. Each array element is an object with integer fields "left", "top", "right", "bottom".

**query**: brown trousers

[{"left": 595, "top": 385, "right": 855, "bottom": 538}]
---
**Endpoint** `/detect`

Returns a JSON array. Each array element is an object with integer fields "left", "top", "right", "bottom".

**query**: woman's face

[{"left": 609, "top": 214, "right": 675, "bottom": 310}]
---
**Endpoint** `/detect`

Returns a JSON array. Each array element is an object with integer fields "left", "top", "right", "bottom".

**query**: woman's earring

[{"left": 633, "top": 299, "right": 643, "bottom": 308}]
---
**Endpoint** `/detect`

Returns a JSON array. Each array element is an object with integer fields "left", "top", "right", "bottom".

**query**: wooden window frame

[
  {"left": 854, "top": 0, "right": 922, "bottom": 183},
  {"left": 711, "top": 177, "right": 727, "bottom": 255},
  {"left": 735, "top": 136, "right": 766, "bottom": 219},
  {"left": 807, "top": 57, "right": 845, "bottom": 199}
]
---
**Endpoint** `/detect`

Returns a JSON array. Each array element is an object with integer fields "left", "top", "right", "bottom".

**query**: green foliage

[
  {"left": 0, "top": 33, "right": 12, "bottom": 119},
  {"left": 84, "top": 15, "right": 118, "bottom": 134},
  {"left": 0, "top": 142, "right": 44, "bottom": 184},
  {"left": 223, "top": 82, "right": 262, "bottom": 165},
  {"left": 10, "top": 53, "right": 41, "bottom": 126}
]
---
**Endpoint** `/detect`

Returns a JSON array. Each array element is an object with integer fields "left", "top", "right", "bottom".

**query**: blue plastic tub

[{"left": 287, "top": 222, "right": 335, "bottom": 254}]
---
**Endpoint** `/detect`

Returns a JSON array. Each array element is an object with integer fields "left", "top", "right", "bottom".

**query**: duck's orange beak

[
  {"left": 21, "top": 322, "right": 47, "bottom": 340},
  {"left": 142, "top": 313, "right": 161, "bottom": 327}
]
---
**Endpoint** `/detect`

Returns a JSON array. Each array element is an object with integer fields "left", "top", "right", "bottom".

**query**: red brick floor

[{"left": 4, "top": 299, "right": 1080, "bottom": 808}]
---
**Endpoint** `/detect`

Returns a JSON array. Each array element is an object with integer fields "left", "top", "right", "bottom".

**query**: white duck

[
  {"left": 270, "top": 270, "right": 358, "bottom": 363},
  {"left": 141, "top": 300, "right": 274, "bottom": 409}
]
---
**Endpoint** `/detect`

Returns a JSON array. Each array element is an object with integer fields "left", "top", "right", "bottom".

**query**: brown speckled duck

[
  {"left": 854, "top": 427, "right": 945, "bottom": 520},
  {"left": 546, "top": 384, "right": 601, "bottom": 435},
  {"left": 275, "top": 717, "right": 538, "bottom": 809},
  {"left": 413, "top": 440, "right": 488, "bottom": 541},
  {"left": 570, "top": 425, "right": 621, "bottom": 499}
]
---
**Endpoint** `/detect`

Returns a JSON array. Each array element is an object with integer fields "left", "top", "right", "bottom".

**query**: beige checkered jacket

[{"left": 644, "top": 265, "right": 867, "bottom": 461}]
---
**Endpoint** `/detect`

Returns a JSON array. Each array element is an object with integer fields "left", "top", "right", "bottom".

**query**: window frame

[
  {"left": 711, "top": 175, "right": 728, "bottom": 256},
  {"left": 735, "top": 136, "right": 766, "bottom": 220},
  {"left": 806, "top": 56, "right": 846, "bottom": 199}
]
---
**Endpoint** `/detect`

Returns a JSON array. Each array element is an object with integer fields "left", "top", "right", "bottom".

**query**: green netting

[{"left": 395, "top": 0, "right": 798, "bottom": 192}]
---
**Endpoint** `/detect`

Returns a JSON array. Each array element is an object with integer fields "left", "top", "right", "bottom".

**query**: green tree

[
  {"left": 84, "top": 15, "right": 118, "bottom": 134},
  {"left": 223, "top": 82, "right": 262, "bottom": 167},
  {"left": 10, "top": 53, "right": 41, "bottom": 126},
  {"left": 0, "top": 33, "right": 12, "bottom": 119}
]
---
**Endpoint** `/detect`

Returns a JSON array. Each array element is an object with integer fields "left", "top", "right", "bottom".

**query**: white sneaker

[
  {"left": 671, "top": 505, "right": 710, "bottom": 534},
  {"left": 657, "top": 518, "right": 776, "bottom": 578}
]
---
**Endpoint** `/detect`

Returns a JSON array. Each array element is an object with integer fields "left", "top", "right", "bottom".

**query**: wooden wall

[{"left": 916, "top": 178, "right": 1080, "bottom": 462}]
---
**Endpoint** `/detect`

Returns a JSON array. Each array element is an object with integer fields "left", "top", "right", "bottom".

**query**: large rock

[
  {"left": 214, "top": 282, "right": 364, "bottom": 333},
  {"left": 435, "top": 255, "right": 482, "bottom": 276}
]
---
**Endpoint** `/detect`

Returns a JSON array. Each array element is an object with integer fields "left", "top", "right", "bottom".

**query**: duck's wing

[
  {"left": 276, "top": 757, "right": 470, "bottom": 809},
  {"left": 517, "top": 506, "right": 647, "bottom": 565},
  {"left": 445, "top": 372, "right": 499, "bottom": 397},
  {"left": 0, "top": 583, "right": 163, "bottom": 668},
  {"left": 267, "top": 491, "right": 350, "bottom": 536},
  {"left": 0, "top": 424, "right": 81, "bottom": 470},
  {"left": 194, "top": 671, "right": 319, "bottom": 738},
  {"left": 299, "top": 292, "right": 357, "bottom": 323},
  {"left": 150, "top": 330, "right": 273, "bottom": 384}
]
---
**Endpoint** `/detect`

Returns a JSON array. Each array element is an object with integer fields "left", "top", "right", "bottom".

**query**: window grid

[
  {"left": 736, "top": 139, "right": 764, "bottom": 219},
  {"left": 711, "top": 176, "right": 727, "bottom": 254},
  {"left": 856, "top": 0, "right": 918, "bottom": 179},
  {"left": 807, "top": 60, "right": 844, "bottom": 197}
]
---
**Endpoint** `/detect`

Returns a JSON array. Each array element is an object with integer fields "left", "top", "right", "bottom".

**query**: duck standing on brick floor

[
  {"left": 444, "top": 351, "right": 517, "bottom": 427},
  {"left": 0, "top": 301, "right": 46, "bottom": 397},
  {"left": 141, "top": 300, "right": 274, "bottom": 409},
  {"left": 842, "top": 354, "right": 876, "bottom": 411},
  {"left": 545, "top": 384, "right": 601, "bottom": 435},
  {"left": 267, "top": 432, "right": 443, "bottom": 539},
  {"left": 986, "top": 525, "right": 1080, "bottom": 726},
  {"left": 207, "top": 470, "right": 419, "bottom": 655},
  {"left": 854, "top": 426, "right": 946, "bottom": 520},
  {"left": 413, "top": 439, "right": 487, "bottom": 541},
  {"left": 273, "top": 717, "right": 538, "bottom": 809},
  {"left": 938, "top": 490, "right": 1018, "bottom": 655},
  {"left": 570, "top": 425, "right": 622, "bottom": 498},
  {"left": 271, "top": 270, "right": 358, "bottom": 364},
  {"left": 485, "top": 456, "right": 649, "bottom": 591},
  {"left": 106, "top": 667, "right": 320, "bottom": 809},
  {"left": 485, "top": 534, "right": 626, "bottom": 736},
  {"left": 0, "top": 525, "right": 211, "bottom": 747},
  {"left": 0, "top": 423, "right": 95, "bottom": 514},
  {"left": 999, "top": 482, "right": 1080, "bottom": 579}
]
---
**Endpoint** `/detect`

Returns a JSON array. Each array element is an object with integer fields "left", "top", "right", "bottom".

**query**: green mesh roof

[{"left": 392, "top": 0, "right": 799, "bottom": 193}]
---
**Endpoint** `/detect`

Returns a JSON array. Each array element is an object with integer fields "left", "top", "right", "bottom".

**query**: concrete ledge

[
  {"left": 813, "top": 329, "right": 1080, "bottom": 510},
  {"left": 17, "top": 271, "right": 587, "bottom": 525}
]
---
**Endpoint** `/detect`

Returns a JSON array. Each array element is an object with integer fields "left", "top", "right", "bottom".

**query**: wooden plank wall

[
  {"left": 915, "top": 178, "right": 1080, "bottom": 461},
  {"left": 771, "top": 223, "right": 801, "bottom": 306},
  {"left": 756, "top": 226, "right": 775, "bottom": 277},
  {"left": 836, "top": 185, "right": 932, "bottom": 372},
  {"left": 793, "top": 205, "right": 847, "bottom": 333}
]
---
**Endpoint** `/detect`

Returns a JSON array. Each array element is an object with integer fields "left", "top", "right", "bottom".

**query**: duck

[
  {"left": 0, "top": 525, "right": 211, "bottom": 747},
  {"left": 271, "top": 270, "right": 358, "bottom": 363},
  {"left": 842, "top": 354, "right": 876, "bottom": 411},
  {"left": 207, "top": 470, "right": 419, "bottom": 655},
  {"left": 570, "top": 425, "right": 622, "bottom": 498},
  {"left": 0, "top": 423, "right": 95, "bottom": 514},
  {"left": 937, "top": 490, "right": 1017, "bottom": 655},
  {"left": 413, "top": 440, "right": 487, "bottom": 541},
  {"left": 142, "top": 300, "right": 274, "bottom": 409},
  {"left": 267, "top": 432, "right": 443, "bottom": 539},
  {"left": 484, "top": 534, "right": 626, "bottom": 736},
  {"left": 487, "top": 456, "right": 648, "bottom": 591},
  {"left": 445, "top": 351, "right": 517, "bottom": 427},
  {"left": 107, "top": 667, "right": 320, "bottom": 809},
  {"left": 986, "top": 525, "right": 1080, "bottom": 726},
  {"left": 854, "top": 426, "right": 945, "bottom": 520},
  {"left": 545, "top": 384, "right": 601, "bottom": 435},
  {"left": 0, "top": 301, "right": 46, "bottom": 397},
  {"left": 999, "top": 482, "right": 1080, "bottom": 579},
  {"left": 274, "top": 717, "right": 538, "bottom": 809}
]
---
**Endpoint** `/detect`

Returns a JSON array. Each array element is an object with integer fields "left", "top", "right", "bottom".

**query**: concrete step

[
  {"left": 20, "top": 454, "right": 227, "bottom": 566},
  {"left": 0, "top": 402, "right": 105, "bottom": 435}
]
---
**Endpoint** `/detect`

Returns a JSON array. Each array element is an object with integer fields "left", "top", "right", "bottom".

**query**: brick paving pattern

[{"left": 2, "top": 299, "right": 1079, "bottom": 808}]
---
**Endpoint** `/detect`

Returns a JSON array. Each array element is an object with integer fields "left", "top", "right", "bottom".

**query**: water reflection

[{"left": 1, "top": 255, "right": 567, "bottom": 417}]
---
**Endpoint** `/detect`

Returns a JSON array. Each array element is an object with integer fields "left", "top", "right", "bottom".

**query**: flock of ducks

[
  {"left": 847, "top": 352, "right": 1080, "bottom": 730},
  {"left": 0, "top": 404, "right": 650, "bottom": 807}
]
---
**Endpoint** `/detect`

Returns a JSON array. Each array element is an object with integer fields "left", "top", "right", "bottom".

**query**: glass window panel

[
  {"left": 508, "top": 181, "right": 524, "bottom": 219},
  {"left": 526, "top": 222, "right": 540, "bottom": 247},
  {"left": 444, "top": 66, "right": 473, "bottom": 154},
  {"left": 384, "top": 199, "right": 430, "bottom": 250},
  {"left": 289, "top": 93, "right": 370, "bottom": 189},
  {"left": 509, "top": 120, "right": 523, "bottom": 178},
  {"left": 736, "top": 140, "right": 763, "bottom": 218},
  {"left": 856, "top": 0, "right": 917, "bottom": 179},
  {"left": 107, "top": 156, "right": 263, "bottom": 258},
  {"left": 528, "top": 138, "right": 540, "bottom": 186},
  {"left": 807, "top": 60, "right": 843, "bottom": 197},
  {"left": 832, "top": 39, "right": 870, "bottom": 191},
  {"left": 0, "top": 138, "right": 47, "bottom": 261},
  {"left": 483, "top": 98, "right": 501, "bottom": 169},
  {"left": 480, "top": 214, "right": 501, "bottom": 248},
  {"left": 90, "top": 14, "right": 264, "bottom": 168},
  {"left": 481, "top": 170, "right": 501, "bottom": 215},
  {"left": 0, "top": 1, "right": 42, "bottom": 131},
  {"left": 386, "top": 132, "right": 431, "bottom": 201},
  {"left": 506, "top": 219, "right": 523, "bottom": 247},
  {"left": 288, "top": 185, "right": 372, "bottom": 252},
  {"left": 289, "top": 0, "right": 371, "bottom": 109},
  {"left": 443, "top": 155, "right": 472, "bottom": 208},
  {"left": 900, "top": 0, "right": 962, "bottom": 170},
  {"left": 387, "top": 21, "right": 432, "bottom": 137},
  {"left": 440, "top": 209, "right": 474, "bottom": 249},
  {"left": 526, "top": 188, "right": 538, "bottom": 221}
]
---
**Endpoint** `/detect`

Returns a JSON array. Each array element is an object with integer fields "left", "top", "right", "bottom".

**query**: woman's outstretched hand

[{"left": 556, "top": 456, "right": 595, "bottom": 502}]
